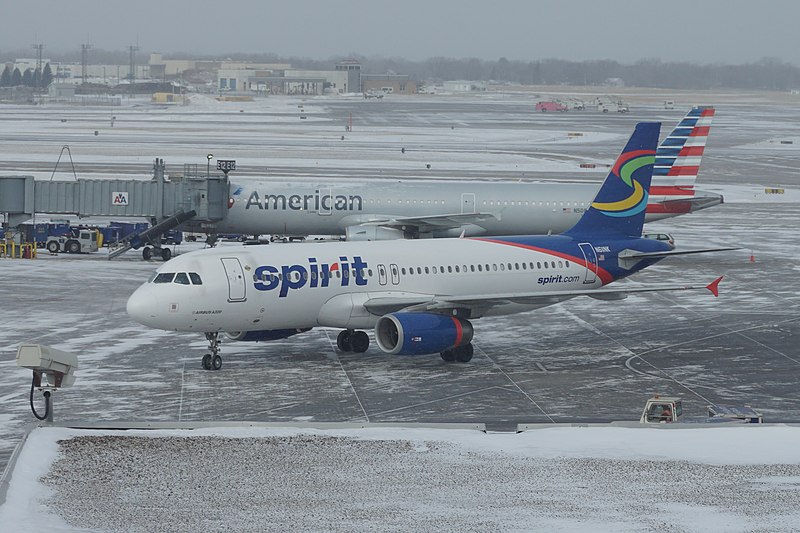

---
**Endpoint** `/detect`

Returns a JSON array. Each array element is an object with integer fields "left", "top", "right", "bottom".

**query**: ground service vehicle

[
  {"left": 45, "top": 229, "right": 99, "bottom": 254},
  {"left": 598, "top": 101, "right": 629, "bottom": 113},
  {"left": 535, "top": 101, "right": 568, "bottom": 112},
  {"left": 641, "top": 396, "right": 683, "bottom": 423}
]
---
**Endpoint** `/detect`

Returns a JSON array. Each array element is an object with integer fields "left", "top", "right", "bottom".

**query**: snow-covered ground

[
  {"left": 1, "top": 89, "right": 800, "bottom": 531},
  {"left": 2, "top": 425, "right": 800, "bottom": 532}
]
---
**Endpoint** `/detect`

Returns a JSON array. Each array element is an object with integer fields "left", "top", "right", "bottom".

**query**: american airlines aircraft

[
  {"left": 202, "top": 107, "right": 719, "bottom": 240},
  {"left": 128, "top": 122, "right": 728, "bottom": 370}
]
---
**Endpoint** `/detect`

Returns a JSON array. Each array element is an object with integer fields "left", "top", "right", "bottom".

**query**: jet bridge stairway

[{"left": 108, "top": 209, "right": 197, "bottom": 260}]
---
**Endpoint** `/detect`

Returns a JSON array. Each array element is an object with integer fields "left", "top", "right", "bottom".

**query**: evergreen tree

[
  {"left": 32, "top": 67, "right": 42, "bottom": 88},
  {"left": 11, "top": 67, "right": 22, "bottom": 86},
  {"left": 0, "top": 65, "right": 11, "bottom": 87},
  {"left": 41, "top": 63, "right": 53, "bottom": 87},
  {"left": 22, "top": 68, "right": 33, "bottom": 86}
]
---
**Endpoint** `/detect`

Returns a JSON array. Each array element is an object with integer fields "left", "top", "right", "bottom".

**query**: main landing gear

[
  {"left": 336, "top": 329, "right": 370, "bottom": 353},
  {"left": 201, "top": 332, "right": 223, "bottom": 371},
  {"left": 440, "top": 343, "right": 474, "bottom": 363},
  {"left": 142, "top": 246, "right": 171, "bottom": 261}
]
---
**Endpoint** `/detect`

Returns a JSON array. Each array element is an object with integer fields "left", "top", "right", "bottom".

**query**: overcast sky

[{"left": 2, "top": 0, "right": 798, "bottom": 65}]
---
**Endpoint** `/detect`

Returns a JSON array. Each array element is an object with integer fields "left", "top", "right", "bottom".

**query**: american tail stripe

[{"left": 651, "top": 107, "right": 714, "bottom": 196}]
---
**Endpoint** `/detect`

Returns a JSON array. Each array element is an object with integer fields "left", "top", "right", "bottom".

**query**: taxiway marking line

[
  {"left": 365, "top": 385, "right": 518, "bottom": 418},
  {"left": 323, "top": 329, "right": 370, "bottom": 423},
  {"left": 178, "top": 362, "right": 186, "bottom": 422},
  {"left": 474, "top": 344, "right": 556, "bottom": 423}
]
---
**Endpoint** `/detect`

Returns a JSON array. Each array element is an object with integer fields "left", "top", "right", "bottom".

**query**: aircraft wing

[
  {"left": 356, "top": 212, "right": 498, "bottom": 233},
  {"left": 622, "top": 247, "right": 740, "bottom": 260},
  {"left": 363, "top": 277, "right": 723, "bottom": 316}
]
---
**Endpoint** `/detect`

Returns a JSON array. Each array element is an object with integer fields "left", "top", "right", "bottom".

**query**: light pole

[{"left": 207, "top": 153, "right": 213, "bottom": 178}]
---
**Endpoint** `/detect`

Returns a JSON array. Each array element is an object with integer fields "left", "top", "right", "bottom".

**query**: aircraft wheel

[
  {"left": 142, "top": 247, "right": 152, "bottom": 261},
  {"left": 455, "top": 344, "right": 474, "bottom": 363},
  {"left": 351, "top": 331, "right": 369, "bottom": 353},
  {"left": 47, "top": 241, "right": 59, "bottom": 253},
  {"left": 336, "top": 330, "right": 353, "bottom": 352},
  {"left": 202, "top": 353, "right": 212, "bottom": 370},
  {"left": 440, "top": 349, "right": 456, "bottom": 362},
  {"left": 212, "top": 354, "right": 223, "bottom": 371},
  {"left": 161, "top": 247, "right": 172, "bottom": 261}
]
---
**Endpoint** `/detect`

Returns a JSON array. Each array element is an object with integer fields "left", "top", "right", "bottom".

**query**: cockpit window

[
  {"left": 153, "top": 273, "right": 175, "bottom": 283},
  {"left": 189, "top": 272, "right": 203, "bottom": 285},
  {"left": 174, "top": 273, "right": 190, "bottom": 285}
]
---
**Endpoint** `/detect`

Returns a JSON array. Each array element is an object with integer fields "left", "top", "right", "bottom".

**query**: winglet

[{"left": 706, "top": 276, "right": 723, "bottom": 297}]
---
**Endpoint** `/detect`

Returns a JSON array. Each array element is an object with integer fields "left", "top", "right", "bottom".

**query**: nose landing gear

[{"left": 201, "top": 332, "right": 223, "bottom": 370}]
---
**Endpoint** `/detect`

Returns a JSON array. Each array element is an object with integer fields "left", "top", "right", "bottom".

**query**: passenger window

[
  {"left": 424, "top": 267, "right": 430, "bottom": 274},
  {"left": 537, "top": 262, "right": 542, "bottom": 269},
  {"left": 454, "top": 266, "right": 459, "bottom": 273},
  {"left": 447, "top": 266, "right": 452, "bottom": 273},
  {"left": 558, "top": 261, "right": 563, "bottom": 268},
  {"left": 521, "top": 263, "right": 526, "bottom": 270},
  {"left": 551, "top": 261, "right": 556, "bottom": 268},
  {"left": 174, "top": 273, "right": 190, "bottom": 285},
  {"left": 432, "top": 266, "right": 438, "bottom": 274},
  {"left": 153, "top": 273, "right": 175, "bottom": 283},
  {"left": 499, "top": 264, "right": 504, "bottom": 271},
  {"left": 401, "top": 268, "right": 406, "bottom": 275},
  {"left": 189, "top": 272, "right": 203, "bottom": 285},
  {"left": 471, "top": 265, "right": 475, "bottom": 272},
  {"left": 565, "top": 261, "right": 570, "bottom": 268},
  {"left": 417, "top": 267, "right": 422, "bottom": 274},
  {"left": 477, "top": 265, "right": 483, "bottom": 272}
]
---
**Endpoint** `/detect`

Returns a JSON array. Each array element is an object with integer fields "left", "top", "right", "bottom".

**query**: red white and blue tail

[{"left": 649, "top": 106, "right": 714, "bottom": 203}]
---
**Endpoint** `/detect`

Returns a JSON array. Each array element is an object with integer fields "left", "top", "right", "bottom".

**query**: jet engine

[
  {"left": 374, "top": 313, "right": 473, "bottom": 355},
  {"left": 225, "top": 328, "right": 311, "bottom": 342}
]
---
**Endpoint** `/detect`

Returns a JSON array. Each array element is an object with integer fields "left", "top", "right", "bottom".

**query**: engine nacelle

[
  {"left": 225, "top": 328, "right": 311, "bottom": 342},
  {"left": 374, "top": 313, "right": 473, "bottom": 356}
]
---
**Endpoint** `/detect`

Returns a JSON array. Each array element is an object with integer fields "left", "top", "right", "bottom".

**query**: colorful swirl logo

[{"left": 591, "top": 150, "right": 655, "bottom": 217}]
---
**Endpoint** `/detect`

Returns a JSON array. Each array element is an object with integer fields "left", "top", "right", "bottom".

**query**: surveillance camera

[{"left": 16, "top": 344, "right": 78, "bottom": 388}]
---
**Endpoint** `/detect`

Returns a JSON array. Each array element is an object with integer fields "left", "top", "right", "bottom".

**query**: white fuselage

[
  {"left": 211, "top": 179, "right": 683, "bottom": 238},
  {"left": 127, "top": 237, "right": 606, "bottom": 334}
]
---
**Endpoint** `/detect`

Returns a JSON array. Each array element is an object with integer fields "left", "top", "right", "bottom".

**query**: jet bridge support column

[{"left": 0, "top": 176, "right": 34, "bottom": 228}]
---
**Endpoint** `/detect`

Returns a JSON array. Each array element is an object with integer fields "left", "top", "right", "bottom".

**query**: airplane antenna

[{"left": 459, "top": 229, "right": 466, "bottom": 239}]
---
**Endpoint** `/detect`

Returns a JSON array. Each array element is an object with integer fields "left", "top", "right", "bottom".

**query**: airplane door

[
  {"left": 377, "top": 264, "right": 388, "bottom": 286},
  {"left": 577, "top": 243, "right": 598, "bottom": 284},
  {"left": 220, "top": 258, "right": 247, "bottom": 302},
  {"left": 389, "top": 264, "right": 400, "bottom": 285},
  {"left": 461, "top": 193, "right": 476, "bottom": 214},
  {"left": 319, "top": 187, "right": 332, "bottom": 216}
]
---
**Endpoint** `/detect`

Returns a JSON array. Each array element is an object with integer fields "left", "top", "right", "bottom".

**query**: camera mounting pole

[{"left": 16, "top": 344, "right": 78, "bottom": 423}]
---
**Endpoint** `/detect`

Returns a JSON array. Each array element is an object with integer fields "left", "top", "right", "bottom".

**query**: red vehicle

[{"left": 535, "top": 101, "right": 568, "bottom": 112}]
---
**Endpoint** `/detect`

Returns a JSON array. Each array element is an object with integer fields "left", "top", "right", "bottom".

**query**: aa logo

[{"left": 112, "top": 192, "right": 129, "bottom": 206}]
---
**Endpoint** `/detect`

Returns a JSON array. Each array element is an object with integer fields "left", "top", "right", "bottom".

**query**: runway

[{"left": 1, "top": 90, "right": 799, "bottom": 476}]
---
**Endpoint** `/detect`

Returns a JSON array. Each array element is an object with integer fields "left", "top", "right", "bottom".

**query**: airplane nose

[{"left": 126, "top": 287, "right": 158, "bottom": 327}]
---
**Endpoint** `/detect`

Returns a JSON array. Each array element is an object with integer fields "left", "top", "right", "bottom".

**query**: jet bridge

[{"left": 0, "top": 159, "right": 230, "bottom": 258}]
